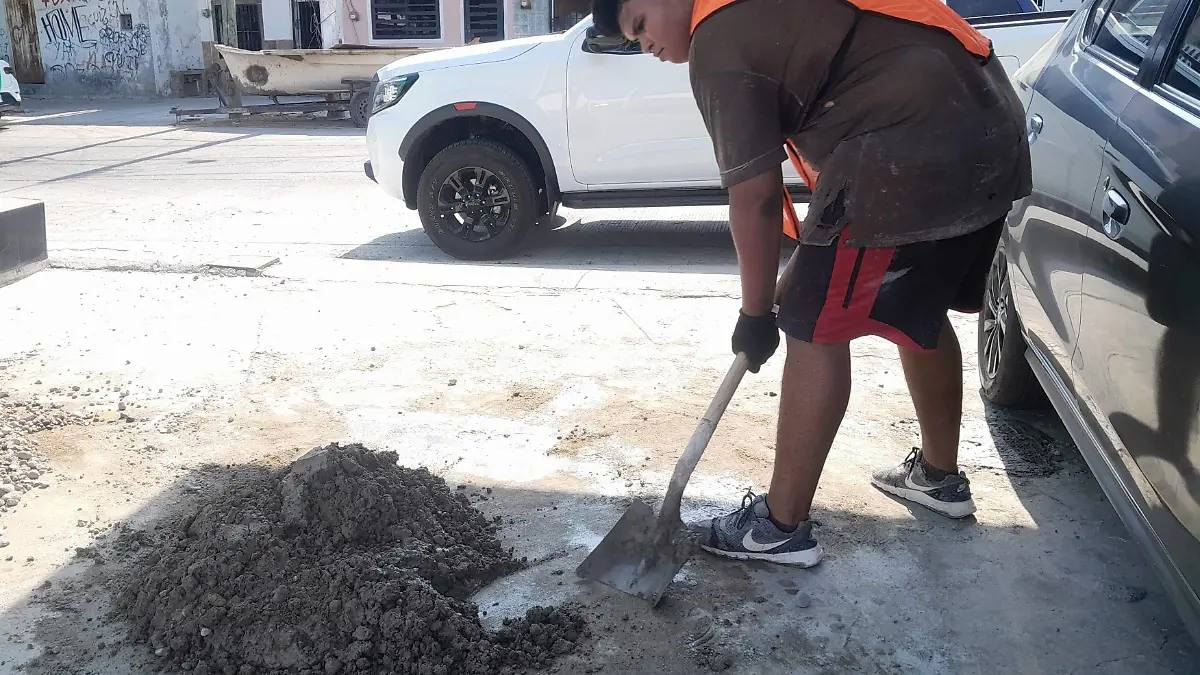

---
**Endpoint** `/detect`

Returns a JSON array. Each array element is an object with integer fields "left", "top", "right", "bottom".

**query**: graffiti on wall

[
  {"left": 0, "top": 22, "right": 11, "bottom": 63},
  {"left": 37, "top": 0, "right": 150, "bottom": 88}
]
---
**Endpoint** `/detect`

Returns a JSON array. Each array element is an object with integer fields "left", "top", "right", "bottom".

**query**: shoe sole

[
  {"left": 871, "top": 478, "right": 977, "bottom": 518},
  {"left": 699, "top": 542, "right": 824, "bottom": 567}
]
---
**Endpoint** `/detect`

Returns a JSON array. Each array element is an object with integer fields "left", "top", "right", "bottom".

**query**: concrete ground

[{"left": 0, "top": 98, "right": 1197, "bottom": 675}]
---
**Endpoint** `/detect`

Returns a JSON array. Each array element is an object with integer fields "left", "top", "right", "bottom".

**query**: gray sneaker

[
  {"left": 871, "top": 448, "right": 977, "bottom": 518},
  {"left": 699, "top": 491, "right": 823, "bottom": 567}
]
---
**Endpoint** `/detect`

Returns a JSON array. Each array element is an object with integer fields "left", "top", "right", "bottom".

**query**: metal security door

[
  {"left": 235, "top": 3, "right": 263, "bottom": 51},
  {"left": 464, "top": 0, "right": 503, "bottom": 43},
  {"left": 3, "top": 0, "right": 43, "bottom": 83}
]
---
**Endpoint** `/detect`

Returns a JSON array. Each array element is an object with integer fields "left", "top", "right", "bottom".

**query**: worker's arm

[
  {"left": 688, "top": 67, "right": 789, "bottom": 371},
  {"left": 729, "top": 166, "right": 784, "bottom": 316}
]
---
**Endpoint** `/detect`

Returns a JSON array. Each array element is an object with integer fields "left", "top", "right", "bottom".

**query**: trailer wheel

[
  {"left": 350, "top": 88, "right": 372, "bottom": 128},
  {"left": 417, "top": 139, "right": 537, "bottom": 260}
]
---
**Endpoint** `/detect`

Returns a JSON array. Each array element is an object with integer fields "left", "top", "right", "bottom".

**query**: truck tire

[
  {"left": 350, "top": 87, "right": 372, "bottom": 128},
  {"left": 978, "top": 247, "right": 1043, "bottom": 407},
  {"left": 417, "top": 139, "right": 537, "bottom": 260}
]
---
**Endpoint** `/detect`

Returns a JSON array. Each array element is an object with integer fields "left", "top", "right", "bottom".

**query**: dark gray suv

[{"left": 978, "top": 0, "right": 1200, "bottom": 643}]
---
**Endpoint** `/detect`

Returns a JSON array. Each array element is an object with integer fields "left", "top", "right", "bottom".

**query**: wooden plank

[{"left": 2, "top": 0, "right": 44, "bottom": 83}]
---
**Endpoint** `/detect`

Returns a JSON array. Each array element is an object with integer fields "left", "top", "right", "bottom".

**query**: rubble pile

[
  {"left": 0, "top": 395, "right": 87, "bottom": 520},
  {"left": 117, "top": 443, "right": 585, "bottom": 675}
]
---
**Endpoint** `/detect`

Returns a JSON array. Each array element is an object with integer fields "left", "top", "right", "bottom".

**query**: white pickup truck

[{"left": 364, "top": 5, "right": 1073, "bottom": 259}]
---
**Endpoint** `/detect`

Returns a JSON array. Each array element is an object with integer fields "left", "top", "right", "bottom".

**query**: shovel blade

[{"left": 575, "top": 499, "right": 698, "bottom": 605}]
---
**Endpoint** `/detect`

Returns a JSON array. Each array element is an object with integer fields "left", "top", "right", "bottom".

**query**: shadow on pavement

[
  {"left": 979, "top": 397, "right": 1199, "bottom": 666},
  {"left": 342, "top": 217, "right": 785, "bottom": 274},
  {"left": 5, "top": 98, "right": 364, "bottom": 134}
]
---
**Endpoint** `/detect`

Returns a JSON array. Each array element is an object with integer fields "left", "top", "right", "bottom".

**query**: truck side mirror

[{"left": 582, "top": 24, "right": 642, "bottom": 54}]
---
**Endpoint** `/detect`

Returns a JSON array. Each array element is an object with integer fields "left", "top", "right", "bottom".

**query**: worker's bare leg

[
  {"left": 870, "top": 318, "right": 976, "bottom": 518},
  {"left": 764, "top": 336, "right": 852, "bottom": 528},
  {"left": 899, "top": 319, "right": 962, "bottom": 474}
]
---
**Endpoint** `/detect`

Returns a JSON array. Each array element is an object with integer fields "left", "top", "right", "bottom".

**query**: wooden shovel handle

[{"left": 658, "top": 353, "right": 750, "bottom": 525}]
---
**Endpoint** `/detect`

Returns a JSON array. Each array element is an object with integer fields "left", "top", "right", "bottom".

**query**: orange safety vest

[{"left": 691, "top": 0, "right": 992, "bottom": 239}]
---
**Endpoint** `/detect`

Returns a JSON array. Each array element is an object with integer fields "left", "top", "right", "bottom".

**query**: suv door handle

[
  {"left": 1102, "top": 188, "right": 1129, "bottom": 239},
  {"left": 1028, "top": 114, "right": 1043, "bottom": 144}
]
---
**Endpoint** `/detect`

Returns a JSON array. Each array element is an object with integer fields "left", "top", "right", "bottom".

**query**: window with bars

[
  {"left": 212, "top": 4, "right": 224, "bottom": 44},
  {"left": 372, "top": 0, "right": 440, "bottom": 39},
  {"left": 293, "top": 0, "right": 323, "bottom": 48},
  {"left": 465, "top": 0, "right": 502, "bottom": 43},
  {"left": 235, "top": 3, "right": 264, "bottom": 51}
]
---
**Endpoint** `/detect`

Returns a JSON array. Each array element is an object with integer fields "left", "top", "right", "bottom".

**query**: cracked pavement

[{"left": 0, "top": 98, "right": 1197, "bottom": 674}]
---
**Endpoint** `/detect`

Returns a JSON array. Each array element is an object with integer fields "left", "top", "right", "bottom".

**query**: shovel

[{"left": 575, "top": 352, "right": 750, "bottom": 605}]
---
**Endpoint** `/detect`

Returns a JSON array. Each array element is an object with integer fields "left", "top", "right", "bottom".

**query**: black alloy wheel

[
  {"left": 977, "top": 248, "right": 1042, "bottom": 407},
  {"left": 980, "top": 254, "right": 1010, "bottom": 383},
  {"left": 436, "top": 166, "right": 513, "bottom": 243}
]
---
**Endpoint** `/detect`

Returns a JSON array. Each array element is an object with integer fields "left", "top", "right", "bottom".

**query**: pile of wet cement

[{"left": 116, "top": 443, "right": 585, "bottom": 675}]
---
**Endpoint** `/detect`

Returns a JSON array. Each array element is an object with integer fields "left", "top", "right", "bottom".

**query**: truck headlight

[{"left": 372, "top": 73, "right": 419, "bottom": 114}]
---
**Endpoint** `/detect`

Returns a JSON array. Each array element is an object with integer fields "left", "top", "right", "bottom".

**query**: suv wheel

[
  {"left": 416, "top": 139, "right": 537, "bottom": 260},
  {"left": 978, "top": 248, "right": 1043, "bottom": 407}
]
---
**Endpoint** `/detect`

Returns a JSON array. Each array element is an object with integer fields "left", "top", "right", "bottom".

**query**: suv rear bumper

[{"left": 0, "top": 92, "right": 21, "bottom": 112}]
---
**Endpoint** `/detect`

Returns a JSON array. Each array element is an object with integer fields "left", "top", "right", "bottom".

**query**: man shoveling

[{"left": 591, "top": 0, "right": 1031, "bottom": 566}]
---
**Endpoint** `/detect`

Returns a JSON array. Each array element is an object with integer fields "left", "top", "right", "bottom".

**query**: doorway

[
  {"left": 2, "top": 0, "right": 43, "bottom": 83},
  {"left": 292, "top": 0, "right": 322, "bottom": 49},
  {"left": 212, "top": 3, "right": 224, "bottom": 43},
  {"left": 235, "top": 2, "right": 264, "bottom": 51},
  {"left": 464, "top": 0, "right": 503, "bottom": 43}
]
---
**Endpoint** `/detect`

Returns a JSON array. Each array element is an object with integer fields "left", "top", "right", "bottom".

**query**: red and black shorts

[{"left": 776, "top": 219, "right": 1003, "bottom": 351}]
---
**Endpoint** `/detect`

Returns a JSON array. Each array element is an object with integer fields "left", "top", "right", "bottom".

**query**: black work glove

[{"left": 732, "top": 310, "right": 780, "bottom": 373}]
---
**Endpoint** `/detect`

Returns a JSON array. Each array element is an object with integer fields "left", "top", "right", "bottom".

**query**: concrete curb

[
  {"left": 0, "top": 258, "right": 50, "bottom": 288},
  {"left": 0, "top": 199, "right": 48, "bottom": 290}
]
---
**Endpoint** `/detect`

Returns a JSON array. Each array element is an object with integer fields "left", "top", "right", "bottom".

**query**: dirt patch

[
  {"left": 550, "top": 425, "right": 611, "bottom": 456},
  {"left": 983, "top": 409, "right": 1071, "bottom": 477},
  {"left": 113, "top": 443, "right": 586, "bottom": 674},
  {"left": 0, "top": 394, "right": 89, "bottom": 526}
]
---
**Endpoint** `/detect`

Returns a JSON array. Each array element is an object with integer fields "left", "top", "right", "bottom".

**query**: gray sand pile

[{"left": 117, "top": 443, "right": 585, "bottom": 675}]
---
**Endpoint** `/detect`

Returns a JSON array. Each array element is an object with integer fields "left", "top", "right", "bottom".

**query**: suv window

[
  {"left": 1091, "top": 0, "right": 1171, "bottom": 69},
  {"left": 1086, "top": 0, "right": 1116, "bottom": 41},
  {"left": 1164, "top": 10, "right": 1200, "bottom": 102}
]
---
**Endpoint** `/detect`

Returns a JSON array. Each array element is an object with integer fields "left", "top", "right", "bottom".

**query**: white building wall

[
  {"left": 150, "top": 0, "right": 205, "bottom": 94},
  {"left": 34, "top": 0, "right": 156, "bottom": 93},
  {"left": 261, "top": 0, "right": 292, "bottom": 42},
  {"left": 0, "top": 6, "right": 12, "bottom": 64},
  {"left": 510, "top": 0, "right": 548, "bottom": 38},
  {"left": 0, "top": 0, "right": 206, "bottom": 94},
  {"left": 0, "top": 0, "right": 204, "bottom": 95},
  {"left": 318, "top": 0, "right": 341, "bottom": 46},
  {"left": 198, "top": 0, "right": 214, "bottom": 42}
]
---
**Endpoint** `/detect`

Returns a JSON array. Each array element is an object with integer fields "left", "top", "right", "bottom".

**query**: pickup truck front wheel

[{"left": 417, "top": 140, "right": 537, "bottom": 260}]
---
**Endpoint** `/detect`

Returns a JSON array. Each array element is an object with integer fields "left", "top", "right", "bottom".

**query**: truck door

[
  {"left": 564, "top": 26, "right": 721, "bottom": 187},
  {"left": 1075, "top": 0, "right": 1200, "bottom": 616},
  {"left": 1005, "top": 0, "right": 1138, "bottom": 387}
]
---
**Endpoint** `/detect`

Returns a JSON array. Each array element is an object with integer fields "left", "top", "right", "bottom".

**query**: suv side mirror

[{"left": 582, "top": 24, "right": 642, "bottom": 54}]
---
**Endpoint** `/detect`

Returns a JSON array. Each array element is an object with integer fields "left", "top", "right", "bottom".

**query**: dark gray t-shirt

[{"left": 689, "top": 0, "right": 1032, "bottom": 247}]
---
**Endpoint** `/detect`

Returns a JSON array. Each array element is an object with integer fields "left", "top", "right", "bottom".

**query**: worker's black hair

[{"left": 592, "top": 0, "right": 625, "bottom": 37}]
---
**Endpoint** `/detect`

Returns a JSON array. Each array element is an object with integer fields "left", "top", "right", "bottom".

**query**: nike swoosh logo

[
  {"left": 741, "top": 531, "right": 785, "bottom": 553},
  {"left": 904, "top": 474, "right": 930, "bottom": 491}
]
